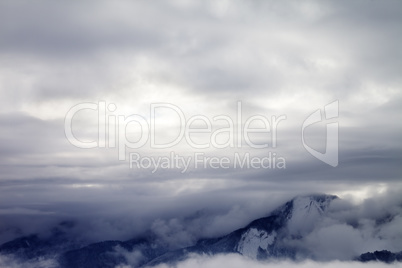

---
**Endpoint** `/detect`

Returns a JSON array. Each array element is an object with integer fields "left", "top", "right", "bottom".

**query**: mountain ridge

[{"left": 1, "top": 193, "right": 400, "bottom": 267}]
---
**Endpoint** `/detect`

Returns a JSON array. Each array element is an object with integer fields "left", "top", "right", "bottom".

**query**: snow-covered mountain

[
  {"left": 146, "top": 194, "right": 337, "bottom": 266},
  {"left": 1, "top": 194, "right": 401, "bottom": 267}
]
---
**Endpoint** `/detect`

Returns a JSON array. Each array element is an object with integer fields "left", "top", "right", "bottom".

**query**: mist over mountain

[{"left": 1, "top": 193, "right": 401, "bottom": 268}]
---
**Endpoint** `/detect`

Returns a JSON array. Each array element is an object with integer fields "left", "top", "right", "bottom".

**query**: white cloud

[{"left": 149, "top": 254, "right": 402, "bottom": 268}]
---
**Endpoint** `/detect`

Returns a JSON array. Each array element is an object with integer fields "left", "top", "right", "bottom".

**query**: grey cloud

[{"left": 1, "top": 0, "right": 400, "bottom": 103}]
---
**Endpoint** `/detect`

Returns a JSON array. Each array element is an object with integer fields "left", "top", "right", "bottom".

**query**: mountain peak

[
  {"left": 286, "top": 194, "right": 337, "bottom": 236},
  {"left": 233, "top": 194, "right": 337, "bottom": 259},
  {"left": 291, "top": 194, "right": 337, "bottom": 213},
  {"left": 271, "top": 194, "right": 337, "bottom": 216}
]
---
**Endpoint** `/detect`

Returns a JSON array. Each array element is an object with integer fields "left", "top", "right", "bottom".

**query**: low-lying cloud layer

[
  {"left": 150, "top": 254, "right": 402, "bottom": 268},
  {"left": 2, "top": 253, "right": 401, "bottom": 268}
]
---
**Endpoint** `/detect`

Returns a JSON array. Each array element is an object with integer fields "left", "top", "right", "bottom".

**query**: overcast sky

[{"left": 0, "top": 0, "right": 401, "bottom": 247}]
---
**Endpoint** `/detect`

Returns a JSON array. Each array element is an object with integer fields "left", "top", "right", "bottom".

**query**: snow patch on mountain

[
  {"left": 287, "top": 195, "right": 334, "bottom": 236},
  {"left": 236, "top": 228, "right": 276, "bottom": 258}
]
